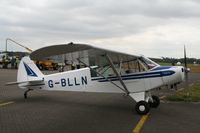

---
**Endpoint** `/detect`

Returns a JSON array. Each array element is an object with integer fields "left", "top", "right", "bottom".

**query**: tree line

[{"left": 150, "top": 57, "right": 200, "bottom": 64}]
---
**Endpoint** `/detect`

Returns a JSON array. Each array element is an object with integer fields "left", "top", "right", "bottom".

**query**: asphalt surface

[{"left": 0, "top": 69, "right": 200, "bottom": 133}]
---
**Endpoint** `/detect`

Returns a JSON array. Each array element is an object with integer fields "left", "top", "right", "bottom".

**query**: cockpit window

[
  {"left": 139, "top": 56, "right": 159, "bottom": 70},
  {"left": 120, "top": 59, "right": 146, "bottom": 74},
  {"left": 88, "top": 55, "right": 159, "bottom": 77}
]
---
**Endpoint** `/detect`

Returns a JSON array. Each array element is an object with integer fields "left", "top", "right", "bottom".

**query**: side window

[
  {"left": 88, "top": 55, "right": 152, "bottom": 77},
  {"left": 89, "top": 55, "right": 118, "bottom": 77},
  {"left": 120, "top": 59, "right": 146, "bottom": 74}
]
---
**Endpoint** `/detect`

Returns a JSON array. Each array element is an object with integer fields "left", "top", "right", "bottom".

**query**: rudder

[{"left": 17, "top": 56, "right": 44, "bottom": 83}]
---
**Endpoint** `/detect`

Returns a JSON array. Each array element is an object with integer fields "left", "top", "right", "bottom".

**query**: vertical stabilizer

[{"left": 17, "top": 56, "right": 44, "bottom": 82}]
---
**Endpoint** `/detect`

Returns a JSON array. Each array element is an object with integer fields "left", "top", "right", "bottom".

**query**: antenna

[{"left": 6, "top": 38, "right": 32, "bottom": 53}]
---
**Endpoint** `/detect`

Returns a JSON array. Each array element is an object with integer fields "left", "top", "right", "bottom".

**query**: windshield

[{"left": 139, "top": 56, "right": 159, "bottom": 70}]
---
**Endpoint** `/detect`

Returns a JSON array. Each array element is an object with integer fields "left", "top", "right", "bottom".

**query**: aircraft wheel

[
  {"left": 135, "top": 101, "right": 150, "bottom": 115},
  {"left": 149, "top": 95, "right": 160, "bottom": 108}
]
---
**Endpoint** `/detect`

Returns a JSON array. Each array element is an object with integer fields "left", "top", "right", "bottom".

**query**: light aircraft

[{"left": 7, "top": 43, "right": 185, "bottom": 115}]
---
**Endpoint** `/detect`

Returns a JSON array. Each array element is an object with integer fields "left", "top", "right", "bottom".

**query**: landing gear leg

[{"left": 24, "top": 89, "right": 33, "bottom": 99}]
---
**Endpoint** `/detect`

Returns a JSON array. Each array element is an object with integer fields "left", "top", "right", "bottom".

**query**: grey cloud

[{"left": 0, "top": 0, "right": 200, "bottom": 57}]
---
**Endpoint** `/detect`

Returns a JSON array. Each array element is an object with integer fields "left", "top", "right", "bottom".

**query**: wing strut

[
  {"left": 77, "top": 58, "right": 128, "bottom": 93},
  {"left": 105, "top": 54, "right": 130, "bottom": 95}
]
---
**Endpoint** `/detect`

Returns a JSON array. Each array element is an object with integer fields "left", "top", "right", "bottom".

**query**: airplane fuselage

[{"left": 37, "top": 66, "right": 184, "bottom": 93}]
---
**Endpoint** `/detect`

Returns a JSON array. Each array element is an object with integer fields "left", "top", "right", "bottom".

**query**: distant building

[{"left": 177, "top": 62, "right": 181, "bottom": 65}]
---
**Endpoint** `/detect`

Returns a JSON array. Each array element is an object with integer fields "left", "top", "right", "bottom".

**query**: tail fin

[{"left": 17, "top": 56, "right": 44, "bottom": 83}]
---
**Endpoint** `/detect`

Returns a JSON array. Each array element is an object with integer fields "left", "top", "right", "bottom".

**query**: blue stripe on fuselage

[
  {"left": 91, "top": 70, "right": 175, "bottom": 82},
  {"left": 151, "top": 66, "right": 172, "bottom": 71}
]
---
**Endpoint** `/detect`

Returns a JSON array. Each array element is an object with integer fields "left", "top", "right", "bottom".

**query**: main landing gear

[
  {"left": 24, "top": 89, "right": 33, "bottom": 99},
  {"left": 148, "top": 95, "right": 160, "bottom": 108},
  {"left": 129, "top": 92, "right": 160, "bottom": 115},
  {"left": 135, "top": 101, "right": 150, "bottom": 115}
]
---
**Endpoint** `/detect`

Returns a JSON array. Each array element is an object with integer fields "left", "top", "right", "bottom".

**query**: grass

[
  {"left": 188, "top": 65, "right": 200, "bottom": 68},
  {"left": 158, "top": 62, "right": 200, "bottom": 68},
  {"left": 166, "top": 83, "right": 200, "bottom": 102},
  {"left": 157, "top": 62, "right": 200, "bottom": 72}
]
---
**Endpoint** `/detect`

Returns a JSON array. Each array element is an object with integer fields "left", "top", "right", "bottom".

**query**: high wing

[
  {"left": 30, "top": 42, "right": 140, "bottom": 64},
  {"left": 29, "top": 42, "right": 150, "bottom": 71}
]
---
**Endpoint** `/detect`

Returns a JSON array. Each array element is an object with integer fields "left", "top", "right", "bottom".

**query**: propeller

[{"left": 184, "top": 45, "right": 189, "bottom": 81}]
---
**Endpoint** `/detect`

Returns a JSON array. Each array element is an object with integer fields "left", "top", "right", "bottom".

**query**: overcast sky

[{"left": 0, "top": 0, "right": 200, "bottom": 58}]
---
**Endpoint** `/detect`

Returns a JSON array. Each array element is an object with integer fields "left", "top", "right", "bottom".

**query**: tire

[
  {"left": 149, "top": 95, "right": 160, "bottom": 108},
  {"left": 135, "top": 101, "right": 150, "bottom": 115}
]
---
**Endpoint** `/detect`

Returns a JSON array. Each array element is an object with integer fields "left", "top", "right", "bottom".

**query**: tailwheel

[
  {"left": 135, "top": 101, "right": 150, "bottom": 115},
  {"left": 149, "top": 95, "right": 160, "bottom": 108},
  {"left": 24, "top": 92, "right": 27, "bottom": 99},
  {"left": 24, "top": 89, "right": 33, "bottom": 99}
]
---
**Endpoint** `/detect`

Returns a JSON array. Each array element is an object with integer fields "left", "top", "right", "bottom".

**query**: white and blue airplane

[{"left": 7, "top": 43, "right": 185, "bottom": 115}]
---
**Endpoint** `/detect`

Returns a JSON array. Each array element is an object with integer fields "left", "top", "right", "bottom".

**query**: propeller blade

[
  {"left": 184, "top": 45, "right": 187, "bottom": 69},
  {"left": 184, "top": 45, "right": 189, "bottom": 81}
]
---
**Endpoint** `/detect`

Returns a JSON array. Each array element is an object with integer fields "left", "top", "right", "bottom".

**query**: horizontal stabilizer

[{"left": 6, "top": 79, "right": 44, "bottom": 86}]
